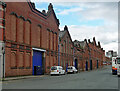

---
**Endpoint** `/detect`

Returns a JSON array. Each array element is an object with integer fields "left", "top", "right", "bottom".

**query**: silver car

[
  {"left": 50, "top": 66, "right": 65, "bottom": 76},
  {"left": 67, "top": 66, "right": 78, "bottom": 74}
]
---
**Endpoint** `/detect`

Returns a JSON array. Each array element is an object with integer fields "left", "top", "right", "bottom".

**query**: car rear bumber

[{"left": 50, "top": 70, "right": 59, "bottom": 74}]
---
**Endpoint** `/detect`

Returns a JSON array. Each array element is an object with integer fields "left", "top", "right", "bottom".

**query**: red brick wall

[
  {"left": 59, "top": 30, "right": 74, "bottom": 70},
  {"left": 4, "top": 2, "right": 59, "bottom": 76}
]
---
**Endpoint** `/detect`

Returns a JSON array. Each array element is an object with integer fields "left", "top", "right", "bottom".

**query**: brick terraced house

[{"left": 0, "top": 1, "right": 106, "bottom": 78}]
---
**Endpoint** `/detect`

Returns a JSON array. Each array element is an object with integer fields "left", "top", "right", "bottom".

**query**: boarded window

[
  {"left": 25, "top": 53, "right": 30, "bottom": 67},
  {"left": 18, "top": 52, "right": 24, "bottom": 67},
  {"left": 17, "top": 18, "right": 24, "bottom": 43},
  {"left": 11, "top": 52, "right": 16, "bottom": 67},
  {"left": 37, "top": 26, "right": 40, "bottom": 47},
  {"left": 54, "top": 34, "right": 56, "bottom": 51},
  {"left": 25, "top": 21, "right": 30, "bottom": 44},
  {"left": 50, "top": 32, "right": 53, "bottom": 50},
  {"left": 10, "top": 15, "right": 16, "bottom": 41},
  {"left": 46, "top": 30, "right": 49, "bottom": 49}
]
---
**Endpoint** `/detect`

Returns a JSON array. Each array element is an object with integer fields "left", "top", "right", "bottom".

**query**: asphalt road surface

[{"left": 2, "top": 65, "right": 119, "bottom": 89}]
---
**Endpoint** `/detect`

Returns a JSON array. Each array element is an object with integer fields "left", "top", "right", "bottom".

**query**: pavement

[{"left": 2, "top": 74, "right": 49, "bottom": 81}]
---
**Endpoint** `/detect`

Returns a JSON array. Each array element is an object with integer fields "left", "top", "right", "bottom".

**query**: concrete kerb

[{"left": 2, "top": 75, "right": 49, "bottom": 81}]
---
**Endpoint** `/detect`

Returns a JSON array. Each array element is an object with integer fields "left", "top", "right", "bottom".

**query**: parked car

[
  {"left": 67, "top": 66, "right": 78, "bottom": 74},
  {"left": 103, "top": 61, "right": 107, "bottom": 65},
  {"left": 50, "top": 66, "right": 65, "bottom": 76}
]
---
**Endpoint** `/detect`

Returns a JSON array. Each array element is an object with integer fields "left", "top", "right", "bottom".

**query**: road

[{"left": 2, "top": 65, "right": 119, "bottom": 89}]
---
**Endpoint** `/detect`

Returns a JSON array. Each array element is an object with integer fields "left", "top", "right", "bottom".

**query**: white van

[
  {"left": 50, "top": 66, "right": 65, "bottom": 75},
  {"left": 112, "top": 57, "right": 117, "bottom": 75},
  {"left": 116, "top": 57, "right": 120, "bottom": 76}
]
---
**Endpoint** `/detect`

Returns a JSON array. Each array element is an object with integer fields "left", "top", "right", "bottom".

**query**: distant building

[
  {"left": 106, "top": 50, "right": 117, "bottom": 58},
  {"left": 59, "top": 25, "right": 74, "bottom": 71}
]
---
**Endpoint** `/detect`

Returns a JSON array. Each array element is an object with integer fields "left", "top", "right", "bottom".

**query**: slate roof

[{"left": 59, "top": 30, "right": 66, "bottom": 38}]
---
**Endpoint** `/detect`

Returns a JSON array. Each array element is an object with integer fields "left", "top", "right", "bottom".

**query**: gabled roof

[
  {"left": 73, "top": 39, "right": 89, "bottom": 50},
  {"left": 27, "top": 1, "right": 60, "bottom": 26},
  {"left": 59, "top": 25, "right": 73, "bottom": 43},
  {"left": 59, "top": 30, "right": 66, "bottom": 38}
]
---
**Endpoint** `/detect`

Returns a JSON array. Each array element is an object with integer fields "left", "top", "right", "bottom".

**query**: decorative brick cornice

[{"left": 10, "top": 12, "right": 32, "bottom": 23}]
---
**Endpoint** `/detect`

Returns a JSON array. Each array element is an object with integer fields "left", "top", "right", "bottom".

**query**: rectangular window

[
  {"left": 19, "top": 45, "right": 24, "bottom": 49},
  {"left": 11, "top": 44, "right": 17, "bottom": 48}
]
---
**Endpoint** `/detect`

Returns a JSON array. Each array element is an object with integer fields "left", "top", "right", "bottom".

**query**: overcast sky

[{"left": 32, "top": 1, "right": 118, "bottom": 54}]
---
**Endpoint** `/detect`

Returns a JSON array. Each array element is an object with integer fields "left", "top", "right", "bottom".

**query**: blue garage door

[{"left": 33, "top": 50, "right": 42, "bottom": 75}]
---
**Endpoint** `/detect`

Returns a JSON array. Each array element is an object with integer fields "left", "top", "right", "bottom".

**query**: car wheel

[{"left": 73, "top": 71, "right": 75, "bottom": 74}]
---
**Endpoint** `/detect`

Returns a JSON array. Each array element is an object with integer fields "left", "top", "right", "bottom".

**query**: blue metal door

[
  {"left": 75, "top": 59, "right": 78, "bottom": 69},
  {"left": 33, "top": 50, "right": 42, "bottom": 75},
  {"left": 66, "top": 63, "right": 68, "bottom": 72},
  {"left": 86, "top": 61, "right": 88, "bottom": 71},
  {"left": 97, "top": 60, "right": 99, "bottom": 68},
  {"left": 90, "top": 60, "right": 92, "bottom": 70}
]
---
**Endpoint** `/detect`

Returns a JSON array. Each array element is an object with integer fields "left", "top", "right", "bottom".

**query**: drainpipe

[
  {"left": 58, "top": 37, "right": 60, "bottom": 66},
  {"left": 73, "top": 47, "right": 75, "bottom": 66},
  {"left": 2, "top": 2, "right": 6, "bottom": 78}
]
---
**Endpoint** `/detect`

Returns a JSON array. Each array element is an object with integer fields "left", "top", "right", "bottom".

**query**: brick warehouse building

[
  {"left": 73, "top": 37, "right": 105, "bottom": 72},
  {"left": 59, "top": 25, "right": 74, "bottom": 71},
  {"left": 59, "top": 26, "right": 105, "bottom": 72},
  {"left": 73, "top": 39, "right": 90, "bottom": 71},
  {"left": 2, "top": 1, "right": 60, "bottom": 77},
  {"left": 87, "top": 37, "right": 105, "bottom": 70},
  {"left": 0, "top": 1, "right": 106, "bottom": 78}
]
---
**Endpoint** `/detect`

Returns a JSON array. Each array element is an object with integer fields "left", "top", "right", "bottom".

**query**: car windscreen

[
  {"left": 117, "top": 58, "right": 120, "bottom": 64},
  {"left": 67, "top": 67, "right": 72, "bottom": 69},
  {"left": 51, "top": 67, "right": 57, "bottom": 70}
]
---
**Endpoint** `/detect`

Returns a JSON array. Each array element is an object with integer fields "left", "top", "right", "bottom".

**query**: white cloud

[{"left": 57, "top": 7, "right": 83, "bottom": 15}]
